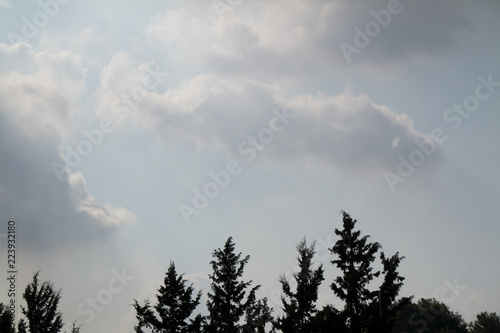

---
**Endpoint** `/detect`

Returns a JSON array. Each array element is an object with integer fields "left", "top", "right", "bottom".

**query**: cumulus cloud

[
  {"left": 96, "top": 52, "right": 439, "bottom": 175},
  {"left": 285, "top": 89, "right": 439, "bottom": 173},
  {"left": 0, "top": 43, "right": 135, "bottom": 250}
]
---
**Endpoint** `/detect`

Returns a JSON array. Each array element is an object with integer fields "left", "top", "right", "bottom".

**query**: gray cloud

[
  {"left": 0, "top": 43, "right": 135, "bottom": 251},
  {"left": 143, "top": 0, "right": 476, "bottom": 80}
]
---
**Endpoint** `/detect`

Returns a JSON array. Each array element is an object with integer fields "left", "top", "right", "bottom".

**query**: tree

[
  {"left": 67, "top": 321, "right": 81, "bottom": 333},
  {"left": 312, "top": 305, "right": 347, "bottom": 333},
  {"left": 329, "top": 211, "right": 409, "bottom": 333},
  {"left": 391, "top": 298, "right": 468, "bottom": 333},
  {"left": 275, "top": 238, "right": 324, "bottom": 333},
  {"left": 205, "top": 237, "right": 260, "bottom": 333},
  {"left": 0, "top": 303, "right": 16, "bottom": 333},
  {"left": 329, "top": 211, "right": 381, "bottom": 333},
  {"left": 18, "top": 271, "right": 64, "bottom": 333},
  {"left": 470, "top": 312, "right": 500, "bottom": 333},
  {"left": 366, "top": 251, "right": 412, "bottom": 333},
  {"left": 242, "top": 298, "right": 274, "bottom": 333},
  {"left": 133, "top": 261, "right": 203, "bottom": 333}
]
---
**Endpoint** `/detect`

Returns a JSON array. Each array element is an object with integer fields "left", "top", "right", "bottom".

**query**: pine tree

[
  {"left": 18, "top": 272, "right": 64, "bottom": 333},
  {"left": 275, "top": 238, "right": 324, "bottom": 333},
  {"left": 330, "top": 211, "right": 381, "bottom": 333},
  {"left": 134, "top": 261, "right": 203, "bottom": 333},
  {"left": 205, "top": 237, "right": 260, "bottom": 333}
]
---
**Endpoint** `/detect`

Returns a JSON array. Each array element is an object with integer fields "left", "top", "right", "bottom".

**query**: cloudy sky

[{"left": 0, "top": 0, "right": 499, "bottom": 332}]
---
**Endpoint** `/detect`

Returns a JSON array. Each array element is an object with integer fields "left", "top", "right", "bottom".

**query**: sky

[{"left": 0, "top": 0, "right": 499, "bottom": 332}]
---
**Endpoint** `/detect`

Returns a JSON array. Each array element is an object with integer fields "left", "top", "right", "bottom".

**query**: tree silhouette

[
  {"left": 312, "top": 305, "right": 346, "bottom": 333},
  {"left": 329, "top": 211, "right": 381, "bottom": 333},
  {"left": 67, "top": 321, "right": 81, "bottom": 333},
  {"left": 0, "top": 303, "right": 16, "bottom": 333},
  {"left": 366, "top": 251, "right": 412, "bottom": 333},
  {"left": 205, "top": 237, "right": 260, "bottom": 333},
  {"left": 17, "top": 272, "right": 64, "bottom": 333},
  {"left": 242, "top": 297, "right": 274, "bottom": 333},
  {"left": 391, "top": 298, "right": 468, "bottom": 333},
  {"left": 470, "top": 312, "right": 500, "bottom": 333},
  {"left": 133, "top": 261, "right": 203, "bottom": 333},
  {"left": 275, "top": 238, "right": 324, "bottom": 333},
  {"left": 328, "top": 211, "right": 410, "bottom": 333}
]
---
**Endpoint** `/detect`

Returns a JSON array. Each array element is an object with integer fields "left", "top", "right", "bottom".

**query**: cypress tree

[
  {"left": 275, "top": 238, "right": 324, "bottom": 333},
  {"left": 205, "top": 237, "right": 260, "bottom": 333},
  {"left": 134, "top": 261, "right": 203, "bottom": 333},
  {"left": 330, "top": 211, "right": 381, "bottom": 333},
  {"left": 18, "top": 272, "right": 64, "bottom": 333}
]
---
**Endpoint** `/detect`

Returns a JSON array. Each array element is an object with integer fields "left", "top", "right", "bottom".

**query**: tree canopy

[
  {"left": 205, "top": 237, "right": 261, "bottom": 333},
  {"left": 275, "top": 238, "right": 324, "bottom": 333},
  {"left": 134, "top": 261, "right": 203, "bottom": 333},
  {"left": 2, "top": 212, "right": 498, "bottom": 333}
]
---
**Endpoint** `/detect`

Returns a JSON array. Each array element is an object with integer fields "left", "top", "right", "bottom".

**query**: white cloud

[
  {"left": 97, "top": 54, "right": 438, "bottom": 175},
  {"left": 69, "top": 172, "right": 135, "bottom": 227}
]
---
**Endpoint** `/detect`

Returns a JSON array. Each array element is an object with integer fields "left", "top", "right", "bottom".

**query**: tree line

[{"left": 1, "top": 211, "right": 499, "bottom": 332}]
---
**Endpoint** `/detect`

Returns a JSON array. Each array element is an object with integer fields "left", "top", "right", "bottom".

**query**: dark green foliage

[
  {"left": 329, "top": 211, "right": 381, "bottom": 333},
  {"left": 312, "top": 305, "right": 347, "bottom": 333},
  {"left": 134, "top": 261, "right": 203, "bottom": 333},
  {"left": 11, "top": 214, "right": 500, "bottom": 333},
  {"left": 205, "top": 237, "right": 260, "bottom": 333},
  {"left": 275, "top": 238, "right": 324, "bottom": 333},
  {"left": 0, "top": 303, "right": 16, "bottom": 333},
  {"left": 391, "top": 298, "right": 468, "bottom": 333},
  {"left": 470, "top": 312, "right": 500, "bottom": 333},
  {"left": 366, "top": 252, "right": 412, "bottom": 333},
  {"left": 19, "top": 271, "right": 64, "bottom": 333},
  {"left": 329, "top": 211, "right": 409, "bottom": 333}
]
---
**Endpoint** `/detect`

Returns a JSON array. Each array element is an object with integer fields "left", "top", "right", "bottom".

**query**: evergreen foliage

[
  {"left": 4, "top": 212, "right": 499, "bottom": 333},
  {"left": 205, "top": 237, "right": 260, "bottom": 333},
  {"left": 275, "top": 238, "right": 324, "bottom": 333},
  {"left": 134, "top": 261, "right": 203, "bottom": 333},
  {"left": 329, "top": 211, "right": 410, "bottom": 333},
  {"left": 18, "top": 272, "right": 64, "bottom": 333},
  {"left": 470, "top": 312, "right": 500, "bottom": 333}
]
